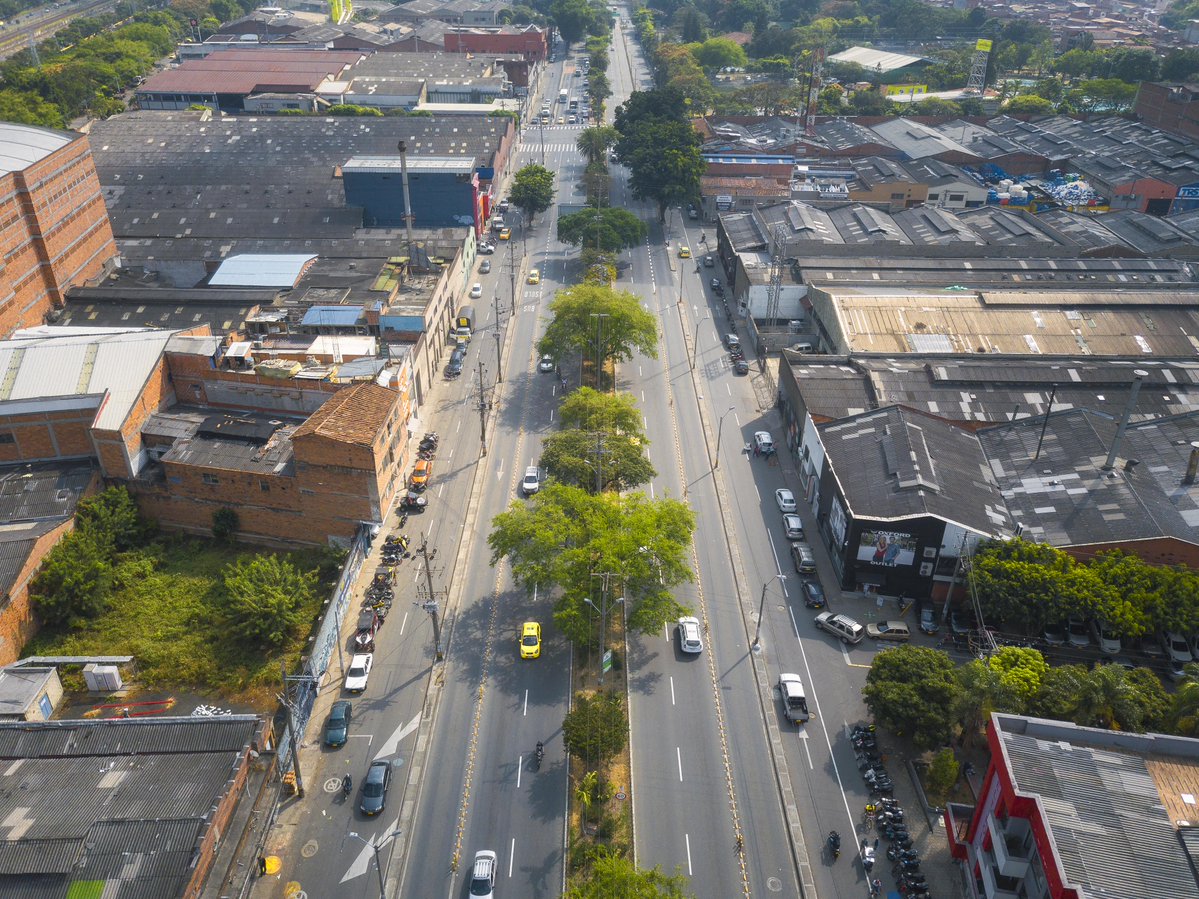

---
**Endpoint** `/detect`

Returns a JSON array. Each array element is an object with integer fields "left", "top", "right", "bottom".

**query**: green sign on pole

[{"left": 602, "top": 650, "right": 613, "bottom": 673}]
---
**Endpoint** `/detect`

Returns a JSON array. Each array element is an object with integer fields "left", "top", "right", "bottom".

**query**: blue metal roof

[{"left": 301, "top": 305, "right": 364, "bottom": 327}]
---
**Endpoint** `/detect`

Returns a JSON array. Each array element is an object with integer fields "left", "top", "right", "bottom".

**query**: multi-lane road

[{"left": 261, "top": 14, "right": 926, "bottom": 899}]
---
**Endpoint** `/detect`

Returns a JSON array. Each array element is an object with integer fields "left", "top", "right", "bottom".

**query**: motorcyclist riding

[
  {"left": 342, "top": 774, "right": 352, "bottom": 797},
  {"left": 828, "top": 831, "right": 841, "bottom": 859},
  {"left": 535, "top": 741, "right": 544, "bottom": 763}
]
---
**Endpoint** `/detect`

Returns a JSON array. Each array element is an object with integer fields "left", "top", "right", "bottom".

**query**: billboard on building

[{"left": 857, "top": 530, "right": 917, "bottom": 567}]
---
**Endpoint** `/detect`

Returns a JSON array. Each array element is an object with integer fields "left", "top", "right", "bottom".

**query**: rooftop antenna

[
  {"left": 397, "top": 139, "right": 416, "bottom": 267},
  {"left": 1102, "top": 369, "right": 1148, "bottom": 471}
]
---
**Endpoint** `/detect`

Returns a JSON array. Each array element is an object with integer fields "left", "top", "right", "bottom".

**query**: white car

[
  {"left": 345, "top": 653, "right": 373, "bottom": 693},
  {"left": 470, "top": 850, "right": 497, "bottom": 898},
  {"left": 479, "top": 259, "right": 491, "bottom": 274},
  {"left": 782, "top": 513, "right": 804, "bottom": 539},
  {"left": 470, "top": 283, "right": 483, "bottom": 299},
  {"left": 522, "top": 466, "right": 541, "bottom": 495},
  {"left": 753, "top": 431, "right": 774, "bottom": 454},
  {"left": 538, "top": 354, "right": 555, "bottom": 372},
  {"left": 677, "top": 616, "right": 703, "bottom": 654},
  {"left": 775, "top": 489, "right": 797, "bottom": 513}
]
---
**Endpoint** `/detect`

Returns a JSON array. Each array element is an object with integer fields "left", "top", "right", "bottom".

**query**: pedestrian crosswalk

[{"left": 520, "top": 143, "right": 581, "bottom": 154}]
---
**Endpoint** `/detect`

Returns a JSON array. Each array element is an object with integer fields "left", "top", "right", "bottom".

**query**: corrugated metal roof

[
  {"left": 209, "top": 254, "right": 317, "bottom": 288},
  {"left": 827, "top": 46, "right": 928, "bottom": 73},
  {"left": 0, "top": 716, "right": 259, "bottom": 758},
  {"left": 0, "top": 123, "right": 74, "bottom": 177},
  {"left": 0, "top": 329, "right": 177, "bottom": 433},
  {"left": 1002, "top": 727, "right": 1199, "bottom": 899},
  {"left": 301, "top": 305, "right": 364, "bottom": 328}
]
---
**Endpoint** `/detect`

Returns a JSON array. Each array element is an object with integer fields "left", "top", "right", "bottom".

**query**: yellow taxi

[
  {"left": 520, "top": 621, "right": 542, "bottom": 659},
  {"left": 527, "top": 268, "right": 540, "bottom": 284},
  {"left": 679, "top": 245, "right": 691, "bottom": 259},
  {"left": 410, "top": 458, "right": 432, "bottom": 488},
  {"left": 499, "top": 227, "right": 511, "bottom": 240}
]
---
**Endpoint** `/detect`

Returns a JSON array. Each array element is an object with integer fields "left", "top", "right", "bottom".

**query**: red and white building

[{"left": 946, "top": 714, "right": 1199, "bottom": 899}]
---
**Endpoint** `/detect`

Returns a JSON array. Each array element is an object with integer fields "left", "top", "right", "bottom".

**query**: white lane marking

[
  {"left": 727, "top": 382, "right": 731, "bottom": 395},
  {"left": 399, "top": 611, "right": 409, "bottom": 635},
  {"left": 670, "top": 676, "right": 676, "bottom": 706},
  {"left": 523, "top": 690, "right": 529, "bottom": 715},
  {"left": 685, "top": 833, "right": 693, "bottom": 876},
  {"left": 754, "top": 483, "right": 761, "bottom": 502},
  {"left": 516, "top": 755, "right": 522, "bottom": 789},
  {"left": 438, "top": 484, "right": 445, "bottom": 498},
  {"left": 650, "top": 482, "right": 656, "bottom": 499},
  {"left": 768, "top": 532, "right": 783, "bottom": 581},
  {"left": 788, "top": 606, "right": 799, "bottom": 639},
  {"left": 550, "top": 409, "right": 555, "bottom": 422},
  {"left": 372, "top": 712, "right": 421, "bottom": 762},
  {"left": 841, "top": 643, "right": 852, "bottom": 665},
  {"left": 456, "top": 419, "right": 462, "bottom": 433},
  {"left": 734, "top": 412, "right": 741, "bottom": 427},
  {"left": 676, "top": 746, "right": 683, "bottom": 781},
  {"left": 508, "top": 838, "right": 516, "bottom": 878},
  {"left": 643, "top": 415, "right": 648, "bottom": 431},
  {"left": 796, "top": 641, "right": 864, "bottom": 860}
]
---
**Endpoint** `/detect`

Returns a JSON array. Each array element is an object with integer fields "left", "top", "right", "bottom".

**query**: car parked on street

[
  {"left": 775, "top": 489, "right": 797, "bottom": 512},
  {"left": 1162, "top": 631, "right": 1193, "bottom": 664},
  {"left": 323, "top": 700, "right": 352, "bottom": 747},
  {"left": 782, "top": 513, "right": 803, "bottom": 539},
  {"left": 753, "top": 431, "right": 773, "bottom": 454},
  {"left": 815, "top": 611, "right": 864, "bottom": 644},
  {"left": 360, "top": 760, "right": 390, "bottom": 816},
  {"left": 801, "top": 580, "right": 825, "bottom": 608},
  {"left": 479, "top": 259, "right": 491, "bottom": 273},
  {"left": 866, "top": 620, "right": 911, "bottom": 642},
  {"left": 733, "top": 358, "right": 749, "bottom": 375},
  {"left": 470, "top": 282, "right": 483, "bottom": 299},
  {"left": 918, "top": 604, "right": 939, "bottom": 635},
  {"left": 538, "top": 354, "right": 555, "bottom": 372},
  {"left": 345, "top": 653, "right": 373, "bottom": 693},
  {"left": 677, "top": 616, "right": 703, "bottom": 654},
  {"left": 1067, "top": 615, "right": 1091, "bottom": 648}
]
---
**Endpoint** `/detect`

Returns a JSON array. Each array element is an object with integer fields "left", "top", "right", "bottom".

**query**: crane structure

[{"left": 965, "top": 38, "right": 992, "bottom": 95}]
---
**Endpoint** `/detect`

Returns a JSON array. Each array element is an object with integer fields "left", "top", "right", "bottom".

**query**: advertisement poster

[{"left": 857, "top": 530, "right": 917, "bottom": 567}]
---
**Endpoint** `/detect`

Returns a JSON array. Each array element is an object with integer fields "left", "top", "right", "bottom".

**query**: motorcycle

[
  {"left": 342, "top": 774, "right": 352, "bottom": 798},
  {"left": 534, "top": 741, "right": 544, "bottom": 770},
  {"left": 827, "top": 831, "right": 840, "bottom": 860},
  {"left": 861, "top": 844, "right": 876, "bottom": 872}
]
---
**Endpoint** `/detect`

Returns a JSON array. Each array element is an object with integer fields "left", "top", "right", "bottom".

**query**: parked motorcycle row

[{"left": 852, "top": 724, "right": 933, "bottom": 898}]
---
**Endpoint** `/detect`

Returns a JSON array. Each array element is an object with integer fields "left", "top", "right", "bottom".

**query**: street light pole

[
  {"left": 348, "top": 829, "right": 401, "bottom": 899},
  {"left": 715, "top": 406, "right": 735, "bottom": 470},
  {"left": 753, "top": 574, "right": 786, "bottom": 649},
  {"left": 586, "top": 574, "right": 624, "bottom": 685}
]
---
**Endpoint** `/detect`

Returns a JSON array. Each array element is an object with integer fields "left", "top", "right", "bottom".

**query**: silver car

[{"left": 677, "top": 616, "right": 703, "bottom": 654}]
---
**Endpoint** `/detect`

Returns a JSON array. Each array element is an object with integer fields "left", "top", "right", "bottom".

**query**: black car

[
  {"left": 802, "top": 580, "right": 826, "bottom": 608},
  {"left": 703, "top": 255, "right": 714, "bottom": 267},
  {"left": 733, "top": 358, "right": 749, "bottom": 375},
  {"left": 710, "top": 277, "right": 722, "bottom": 290},
  {"left": 360, "top": 760, "right": 391, "bottom": 816},
  {"left": 918, "top": 604, "right": 939, "bottom": 635},
  {"left": 324, "top": 700, "right": 352, "bottom": 747}
]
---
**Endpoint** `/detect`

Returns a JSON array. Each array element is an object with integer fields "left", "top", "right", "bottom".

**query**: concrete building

[
  {"left": 443, "top": 24, "right": 549, "bottom": 61},
  {"left": 0, "top": 665, "right": 63, "bottom": 720},
  {"left": 0, "top": 715, "right": 268, "bottom": 899},
  {"left": 0, "top": 123, "right": 118, "bottom": 338},
  {"left": 946, "top": 714, "right": 1199, "bottom": 899}
]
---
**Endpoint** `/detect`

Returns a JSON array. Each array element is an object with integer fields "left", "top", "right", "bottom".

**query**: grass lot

[{"left": 25, "top": 535, "right": 337, "bottom": 709}]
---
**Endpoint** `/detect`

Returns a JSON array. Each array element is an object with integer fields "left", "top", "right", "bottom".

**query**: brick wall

[
  {"left": 0, "top": 133, "right": 117, "bottom": 337},
  {"left": 0, "top": 403, "right": 101, "bottom": 466},
  {"left": 1135, "top": 82, "right": 1199, "bottom": 142},
  {"left": 166, "top": 350, "right": 342, "bottom": 414},
  {"left": 0, "top": 518, "right": 78, "bottom": 667}
]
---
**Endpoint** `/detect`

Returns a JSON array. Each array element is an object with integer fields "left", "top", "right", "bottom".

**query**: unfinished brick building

[{"left": 0, "top": 123, "right": 117, "bottom": 337}]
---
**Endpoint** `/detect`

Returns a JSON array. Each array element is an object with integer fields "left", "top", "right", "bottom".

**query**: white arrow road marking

[
  {"left": 799, "top": 729, "right": 814, "bottom": 769},
  {"left": 372, "top": 713, "right": 421, "bottom": 762},
  {"left": 341, "top": 840, "right": 375, "bottom": 883}
]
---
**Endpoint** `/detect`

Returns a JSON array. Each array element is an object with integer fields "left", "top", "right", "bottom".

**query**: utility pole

[
  {"left": 475, "top": 358, "right": 491, "bottom": 457},
  {"left": 753, "top": 574, "right": 786, "bottom": 649},
  {"left": 414, "top": 535, "right": 444, "bottom": 661},
  {"left": 509, "top": 241, "right": 518, "bottom": 315},
  {"left": 715, "top": 406, "right": 736, "bottom": 470},
  {"left": 586, "top": 572, "right": 624, "bottom": 685},
  {"left": 279, "top": 661, "right": 315, "bottom": 797},
  {"left": 590, "top": 312, "right": 609, "bottom": 390},
  {"left": 493, "top": 293, "right": 505, "bottom": 383}
]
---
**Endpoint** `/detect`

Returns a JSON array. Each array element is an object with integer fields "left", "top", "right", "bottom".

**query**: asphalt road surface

[{"left": 262, "top": 15, "right": 929, "bottom": 899}]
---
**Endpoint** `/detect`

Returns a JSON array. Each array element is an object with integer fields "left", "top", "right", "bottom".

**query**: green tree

[
  {"left": 988, "top": 646, "right": 1049, "bottom": 707},
  {"left": 904, "top": 97, "right": 964, "bottom": 116},
  {"left": 488, "top": 485, "right": 695, "bottom": 641},
  {"left": 1028, "top": 663, "right": 1090, "bottom": 721},
  {"left": 616, "top": 115, "right": 704, "bottom": 221},
  {"left": 0, "top": 89, "right": 65, "bottom": 128},
  {"left": 576, "top": 124, "right": 619, "bottom": 164},
  {"left": 1169, "top": 668, "right": 1199, "bottom": 735},
  {"left": 691, "top": 37, "right": 746, "bottom": 70},
  {"left": 674, "top": 5, "right": 706, "bottom": 42},
  {"left": 551, "top": 0, "right": 597, "bottom": 43},
  {"left": 509, "top": 163, "right": 556, "bottom": 224},
  {"left": 563, "top": 690, "right": 627, "bottom": 763},
  {"left": 560, "top": 387, "right": 645, "bottom": 436},
  {"left": 32, "top": 531, "right": 113, "bottom": 629},
  {"left": 849, "top": 90, "right": 893, "bottom": 115},
  {"left": 75, "top": 486, "right": 146, "bottom": 553},
  {"left": 212, "top": 507, "right": 240, "bottom": 543},
  {"left": 222, "top": 554, "right": 318, "bottom": 648},
  {"left": 565, "top": 847, "right": 694, "bottom": 898},
  {"left": 1106, "top": 47, "right": 1160, "bottom": 83},
  {"left": 540, "top": 427, "right": 656, "bottom": 493},
  {"left": 863, "top": 645, "right": 961, "bottom": 749},
  {"left": 538, "top": 283, "right": 658, "bottom": 368},
  {"left": 1162, "top": 48, "right": 1199, "bottom": 81},
  {"left": 557, "top": 206, "right": 648, "bottom": 253},
  {"left": 327, "top": 104, "right": 383, "bottom": 116},
  {"left": 924, "top": 748, "right": 960, "bottom": 806},
  {"left": 586, "top": 70, "right": 611, "bottom": 107}
]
